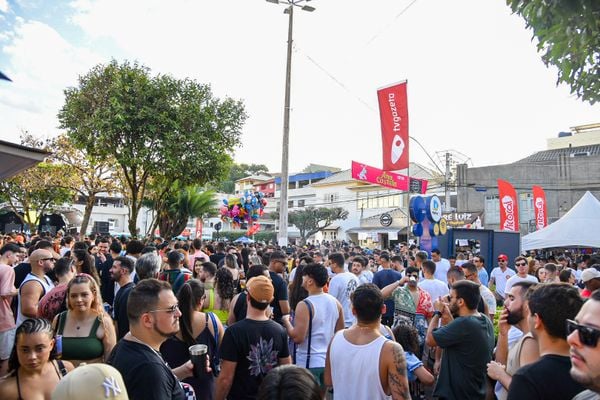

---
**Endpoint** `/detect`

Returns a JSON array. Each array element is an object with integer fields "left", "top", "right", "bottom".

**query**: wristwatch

[{"left": 433, "top": 310, "right": 442, "bottom": 318}]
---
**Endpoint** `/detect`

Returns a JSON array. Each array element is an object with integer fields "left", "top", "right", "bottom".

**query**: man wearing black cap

[
  {"left": 267, "top": 251, "right": 290, "bottom": 325},
  {"left": 216, "top": 276, "right": 291, "bottom": 400}
]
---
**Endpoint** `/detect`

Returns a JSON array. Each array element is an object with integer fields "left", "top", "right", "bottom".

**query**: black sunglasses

[
  {"left": 515, "top": 262, "right": 527, "bottom": 267},
  {"left": 566, "top": 319, "right": 600, "bottom": 347}
]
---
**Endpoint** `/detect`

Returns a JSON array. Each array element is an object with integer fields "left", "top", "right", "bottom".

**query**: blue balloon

[
  {"left": 412, "top": 223, "right": 423, "bottom": 237},
  {"left": 409, "top": 196, "right": 426, "bottom": 223}
]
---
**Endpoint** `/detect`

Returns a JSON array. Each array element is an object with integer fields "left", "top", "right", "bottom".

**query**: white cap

[{"left": 52, "top": 363, "right": 128, "bottom": 400}]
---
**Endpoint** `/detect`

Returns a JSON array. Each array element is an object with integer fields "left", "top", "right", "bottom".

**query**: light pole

[{"left": 267, "top": 0, "right": 315, "bottom": 247}]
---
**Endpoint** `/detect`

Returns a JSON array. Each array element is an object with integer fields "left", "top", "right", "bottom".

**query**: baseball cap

[
  {"left": 497, "top": 254, "right": 508, "bottom": 262},
  {"left": 581, "top": 268, "right": 600, "bottom": 283},
  {"left": 29, "top": 249, "right": 60, "bottom": 264},
  {"left": 52, "top": 363, "right": 128, "bottom": 400},
  {"left": 246, "top": 275, "right": 274, "bottom": 303}
]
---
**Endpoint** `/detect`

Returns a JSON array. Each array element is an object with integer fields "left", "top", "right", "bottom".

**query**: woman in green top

[
  {"left": 52, "top": 274, "right": 116, "bottom": 367},
  {"left": 210, "top": 268, "right": 235, "bottom": 325}
]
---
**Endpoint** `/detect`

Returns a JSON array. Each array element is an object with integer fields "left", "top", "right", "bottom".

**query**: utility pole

[
  {"left": 267, "top": 0, "right": 315, "bottom": 247},
  {"left": 277, "top": 4, "right": 293, "bottom": 247},
  {"left": 445, "top": 152, "right": 452, "bottom": 212}
]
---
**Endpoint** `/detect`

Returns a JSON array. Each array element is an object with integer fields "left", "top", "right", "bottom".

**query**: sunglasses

[
  {"left": 149, "top": 304, "right": 179, "bottom": 314},
  {"left": 515, "top": 262, "right": 527, "bottom": 267},
  {"left": 498, "top": 259, "right": 506, "bottom": 262},
  {"left": 566, "top": 319, "right": 600, "bottom": 347}
]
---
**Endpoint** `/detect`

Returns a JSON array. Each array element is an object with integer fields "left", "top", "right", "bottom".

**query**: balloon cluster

[{"left": 220, "top": 191, "right": 268, "bottom": 234}]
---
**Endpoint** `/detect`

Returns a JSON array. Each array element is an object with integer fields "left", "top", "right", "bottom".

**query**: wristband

[{"left": 432, "top": 311, "right": 442, "bottom": 318}]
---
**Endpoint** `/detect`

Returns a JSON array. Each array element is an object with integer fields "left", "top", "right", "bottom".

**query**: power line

[{"left": 363, "top": 0, "right": 420, "bottom": 47}]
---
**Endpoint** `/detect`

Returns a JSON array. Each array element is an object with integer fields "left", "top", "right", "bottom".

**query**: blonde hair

[{"left": 66, "top": 273, "right": 104, "bottom": 319}]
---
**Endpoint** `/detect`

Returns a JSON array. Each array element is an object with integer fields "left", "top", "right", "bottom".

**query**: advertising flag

[
  {"left": 532, "top": 185, "right": 548, "bottom": 230},
  {"left": 377, "top": 81, "right": 409, "bottom": 171},
  {"left": 498, "top": 179, "right": 519, "bottom": 232},
  {"left": 351, "top": 161, "right": 427, "bottom": 193}
]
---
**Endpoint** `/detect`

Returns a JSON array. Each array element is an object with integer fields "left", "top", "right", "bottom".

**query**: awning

[
  {"left": 0, "top": 140, "right": 49, "bottom": 181},
  {"left": 345, "top": 227, "right": 408, "bottom": 234}
]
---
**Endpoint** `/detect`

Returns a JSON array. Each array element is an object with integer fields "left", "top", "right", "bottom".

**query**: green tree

[
  {"left": 59, "top": 60, "right": 247, "bottom": 236},
  {"left": 214, "top": 163, "right": 270, "bottom": 194},
  {"left": 0, "top": 134, "right": 76, "bottom": 233},
  {"left": 0, "top": 163, "right": 75, "bottom": 233},
  {"left": 274, "top": 207, "right": 349, "bottom": 244},
  {"left": 48, "top": 134, "right": 119, "bottom": 235},
  {"left": 157, "top": 184, "right": 217, "bottom": 240},
  {"left": 507, "top": 0, "right": 600, "bottom": 104}
]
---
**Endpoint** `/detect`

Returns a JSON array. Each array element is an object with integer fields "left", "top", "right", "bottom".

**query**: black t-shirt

[
  {"left": 108, "top": 339, "right": 186, "bottom": 400},
  {"left": 507, "top": 354, "right": 585, "bottom": 400},
  {"left": 210, "top": 252, "right": 226, "bottom": 266},
  {"left": 112, "top": 282, "right": 134, "bottom": 340},
  {"left": 220, "top": 318, "right": 290, "bottom": 400},
  {"left": 432, "top": 314, "right": 495, "bottom": 400},
  {"left": 96, "top": 254, "right": 114, "bottom": 305},
  {"left": 372, "top": 269, "right": 402, "bottom": 319},
  {"left": 14, "top": 262, "right": 32, "bottom": 288},
  {"left": 268, "top": 271, "right": 288, "bottom": 324},
  {"left": 233, "top": 291, "right": 248, "bottom": 322}
]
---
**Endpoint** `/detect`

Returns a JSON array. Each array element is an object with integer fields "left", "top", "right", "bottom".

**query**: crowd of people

[{"left": 0, "top": 230, "right": 599, "bottom": 399}]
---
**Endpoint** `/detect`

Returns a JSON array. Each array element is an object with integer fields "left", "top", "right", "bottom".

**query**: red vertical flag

[
  {"left": 498, "top": 179, "right": 519, "bottom": 232},
  {"left": 532, "top": 185, "right": 548, "bottom": 230},
  {"left": 377, "top": 81, "right": 409, "bottom": 171}
]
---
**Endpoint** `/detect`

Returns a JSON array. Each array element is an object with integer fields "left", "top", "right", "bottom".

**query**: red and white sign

[
  {"left": 195, "top": 218, "right": 203, "bottom": 239},
  {"left": 351, "top": 161, "right": 427, "bottom": 193},
  {"left": 377, "top": 81, "right": 409, "bottom": 171},
  {"left": 498, "top": 179, "right": 519, "bottom": 232},
  {"left": 532, "top": 185, "right": 547, "bottom": 230}
]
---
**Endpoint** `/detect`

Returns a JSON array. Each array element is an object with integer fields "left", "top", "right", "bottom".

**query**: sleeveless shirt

[
  {"left": 16, "top": 273, "right": 54, "bottom": 326},
  {"left": 330, "top": 332, "right": 391, "bottom": 399},
  {"left": 295, "top": 293, "right": 338, "bottom": 369},
  {"left": 56, "top": 311, "right": 104, "bottom": 361}
]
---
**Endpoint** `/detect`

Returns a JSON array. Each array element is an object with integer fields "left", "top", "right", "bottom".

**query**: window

[
  {"left": 485, "top": 194, "right": 533, "bottom": 225},
  {"left": 485, "top": 195, "right": 500, "bottom": 224},
  {"left": 288, "top": 200, "right": 294, "bottom": 208},
  {"left": 357, "top": 191, "right": 401, "bottom": 209},
  {"left": 298, "top": 180, "right": 310, "bottom": 188},
  {"left": 324, "top": 193, "right": 338, "bottom": 203},
  {"left": 298, "top": 200, "right": 305, "bottom": 207},
  {"left": 519, "top": 193, "right": 534, "bottom": 223}
]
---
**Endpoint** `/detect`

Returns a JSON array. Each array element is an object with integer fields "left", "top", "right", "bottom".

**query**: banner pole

[{"left": 406, "top": 163, "right": 411, "bottom": 247}]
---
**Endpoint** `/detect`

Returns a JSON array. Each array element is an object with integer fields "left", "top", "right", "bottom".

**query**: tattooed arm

[{"left": 383, "top": 342, "right": 411, "bottom": 400}]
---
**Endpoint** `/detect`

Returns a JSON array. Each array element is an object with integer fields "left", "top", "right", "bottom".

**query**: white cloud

[
  {"left": 0, "top": 18, "right": 104, "bottom": 140},
  {"left": 0, "top": 0, "right": 9, "bottom": 13}
]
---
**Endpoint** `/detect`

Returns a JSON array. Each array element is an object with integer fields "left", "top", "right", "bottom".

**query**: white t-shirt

[
  {"left": 504, "top": 274, "right": 538, "bottom": 295},
  {"left": 418, "top": 278, "right": 449, "bottom": 303},
  {"left": 479, "top": 284, "right": 497, "bottom": 315},
  {"left": 328, "top": 272, "right": 359, "bottom": 328},
  {"left": 434, "top": 258, "right": 451, "bottom": 283},
  {"left": 489, "top": 267, "right": 516, "bottom": 298}
]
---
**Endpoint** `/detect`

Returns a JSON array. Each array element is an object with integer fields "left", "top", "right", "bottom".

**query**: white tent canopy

[{"left": 522, "top": 191, "right": 600, "bottom": 250}]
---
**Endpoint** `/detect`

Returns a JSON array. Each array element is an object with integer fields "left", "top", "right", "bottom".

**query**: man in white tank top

[
  {"left": 324, "top": 283, "right": 410, "bottom": 399},
  {"left": 282, "top": 263, "right": 343, "bottom": 390},
  {"left": 16, "top": 249, "right": 57, "bottom": 326}
]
